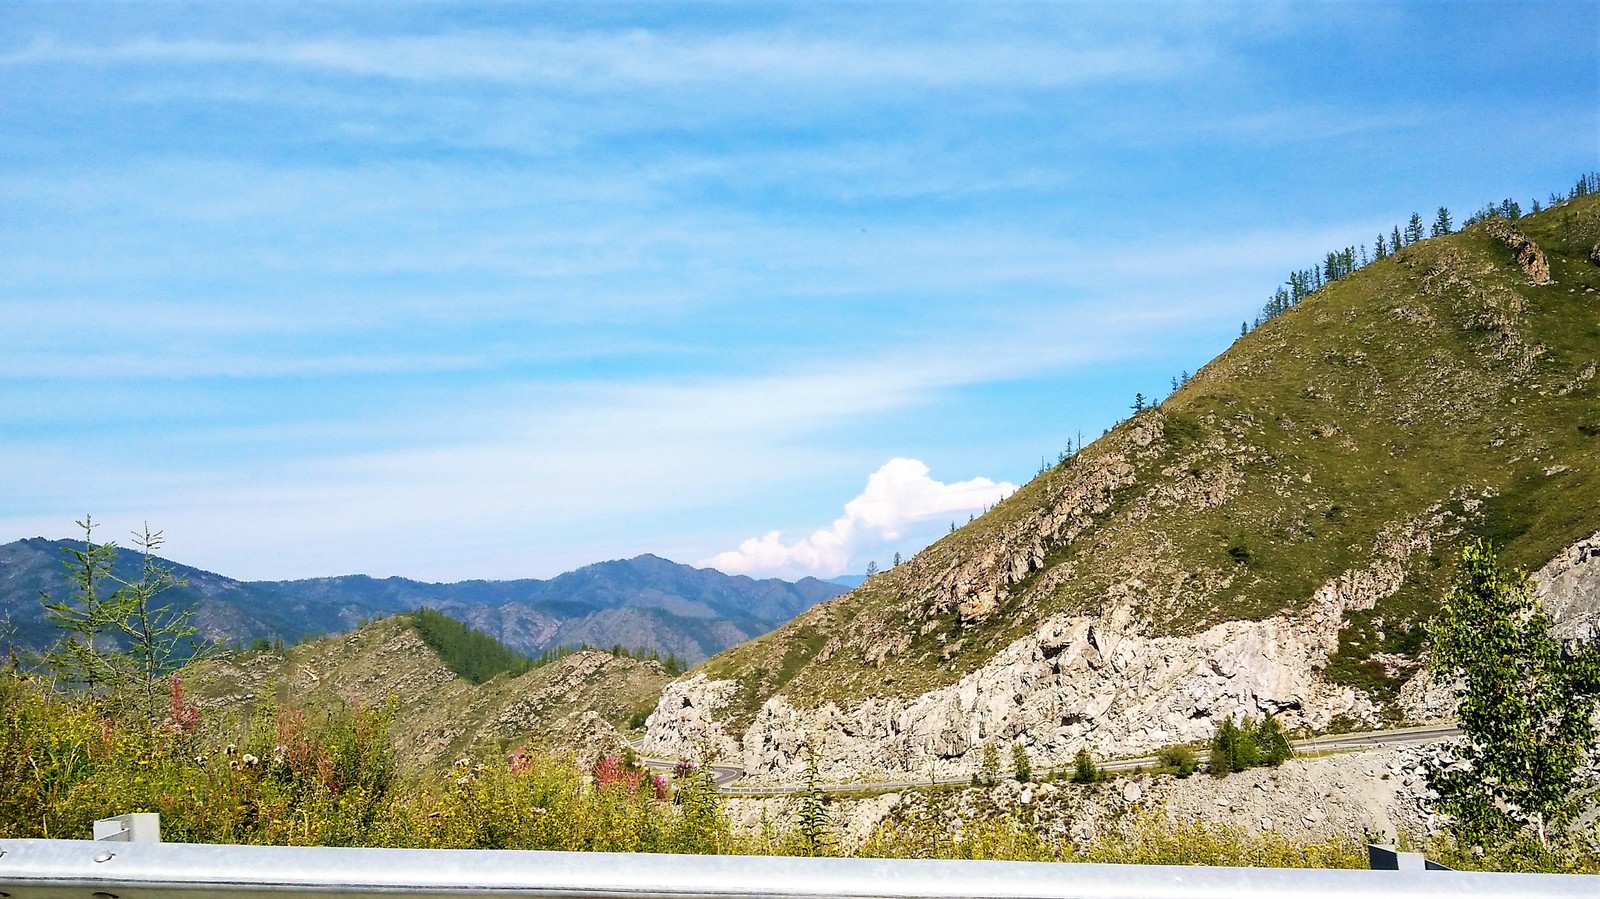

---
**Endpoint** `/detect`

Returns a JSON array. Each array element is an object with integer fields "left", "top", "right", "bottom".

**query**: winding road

[{"left": 628, "top": 722, "right": 1462, "bottom": 795}]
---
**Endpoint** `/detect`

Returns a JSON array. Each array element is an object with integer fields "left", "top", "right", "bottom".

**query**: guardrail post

[
  {"left": 93, "top": 813, "right": 161, "bottom": 843},
  {"left": 1367, "top": 843, "right": 1450, "bottom": 871}
]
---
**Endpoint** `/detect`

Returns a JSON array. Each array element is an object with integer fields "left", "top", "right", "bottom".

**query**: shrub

[
  {"left": 1011, "top": 743, "right": 1032, "bottom": 783},
  {"left": 1072, "top": 747, "right": 1100, "bottom": 784},
  {"left": 1156, "top": 744, "right": 1198, "bottom": 777}
]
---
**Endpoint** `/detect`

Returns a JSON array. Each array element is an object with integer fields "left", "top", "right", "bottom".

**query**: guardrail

[{"left": 0, "top": 825, "right": 1589, "bottom": 899}]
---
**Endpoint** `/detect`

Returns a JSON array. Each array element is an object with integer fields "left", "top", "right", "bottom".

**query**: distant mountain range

[{"left": 0, "top": 538, "right": 846, "bottom": 664}]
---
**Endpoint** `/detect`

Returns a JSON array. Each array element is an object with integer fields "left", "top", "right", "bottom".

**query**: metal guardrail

[{"left": 0, "top": 835, "right": 1589, "bottom": 899}]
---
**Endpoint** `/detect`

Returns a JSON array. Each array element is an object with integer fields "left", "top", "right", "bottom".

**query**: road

[{"left": 630, "top": 723, "right": 1462, "bottom": 796}]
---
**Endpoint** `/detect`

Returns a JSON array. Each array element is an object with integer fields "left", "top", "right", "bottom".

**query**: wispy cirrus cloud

[{"left": 1, "top": 29, "right": 1204, "bottom": 89}]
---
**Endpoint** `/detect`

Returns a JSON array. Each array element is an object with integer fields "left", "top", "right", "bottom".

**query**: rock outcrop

[
  {"left": 1535, "top": 529, "right": 1600, "bottom": 641},
  {"left": 723, "top": 743, "right": 1463, "bottom": 851},
  {"left": 1485, "top": 220, "right": 1552, "bottom": 285},
  {"left": 646, "top": 526, "right": 1600, "bottom": 785},
  {"left": 733, "top": 605, "right": 1370, "bottom": 784}
]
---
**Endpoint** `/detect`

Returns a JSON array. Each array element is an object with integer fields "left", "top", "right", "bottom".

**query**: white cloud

[
  {"left": 703, "top": 458, "right": 1015, "bottom": 578},
  {"left": 0, "top": 30, "right": 1200, "bottom": 91}
]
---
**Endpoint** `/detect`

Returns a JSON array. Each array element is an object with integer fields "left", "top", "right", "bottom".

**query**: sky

[{"left": 1, "top": 2, "right": 1596, "bottom": 583}]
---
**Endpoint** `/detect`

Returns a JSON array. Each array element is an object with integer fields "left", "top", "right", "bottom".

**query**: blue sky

[{"left": 1, "top": 2, "right": 1595, "bottom": 582}]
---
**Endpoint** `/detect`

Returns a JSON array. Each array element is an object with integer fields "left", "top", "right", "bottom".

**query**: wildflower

[
  {"left": 242, "top": 753, "right": 259, "bottom": 767},
  {"left": 224, "top": 743, "right": 237, "bottom": 756},
  {"left": 168, "top": 675, "right": 201, "bottom": 733}
]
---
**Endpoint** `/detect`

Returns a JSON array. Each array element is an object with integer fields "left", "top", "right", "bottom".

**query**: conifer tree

[
  {"left": 1011, "top": 742, "right": 1032, "bottom": 782},
  {"left": 1392, "top": 225, "right": 1404, "bottom": 251},
  {"left": 1432, "top": 207, "right": 1452, "bottom": 237},
  {"left": 40, "top": 519, "right": 204, "bottom": 718},
  {"left": 1405, "top": 212, "right": 1426, "bottom": 244},
  {"left": 1375, "top": 233, "right": 1387, "bottom": 259},
  {"left": 1255, "top": 716, "right": 1292, "bottom": 767},
  {"left": 980, "top": 743, "right": 1001, "bottom": 786},
  {"left": 1072, "top": 746, "right": 1099, "bottom": 783}
]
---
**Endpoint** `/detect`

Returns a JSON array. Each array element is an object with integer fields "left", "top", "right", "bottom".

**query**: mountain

[
  {"left": 0, "top": 543, "right": 844, "bottom": 665},
  {"left": 827, "top": 575, "right": 868, "bottom": 589},
  {"left": 187, "top": 615, "right": 672, "bottom": 772},
  {"left": 253, "top": 555, "right": 845, "bottom": 664},
  {"left": 0, "top": 537, "right": 381, "bottom": 652},
  {"left": 641, "top": 193, "right": 1600, "bottom": 785}
]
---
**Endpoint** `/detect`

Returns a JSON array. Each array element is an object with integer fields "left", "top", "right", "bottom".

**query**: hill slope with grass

[
  {"left": 187, "top": 613, "right": 673, "bottom": 772},
  {"left": 642, "top": 193, "right": 1600, "bottom": 785}
]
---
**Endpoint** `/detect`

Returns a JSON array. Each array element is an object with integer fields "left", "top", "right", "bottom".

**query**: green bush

[
  {"left": 1011, "top": 743, "right": 1032, "bottom": 783},
  {"left": 1209, "top": 716, "right": 1290, "bottom": 776},
  {"left": 1072, "top": 747, "right": 1100, "bottom": 784},
  {"left": 1155, "top": 744, "right": 1198, "bottom": 777}
]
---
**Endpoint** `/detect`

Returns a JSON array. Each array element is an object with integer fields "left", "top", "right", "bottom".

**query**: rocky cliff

[{"left": 643, "top": 194, "right": 1600, "bottom": 784}]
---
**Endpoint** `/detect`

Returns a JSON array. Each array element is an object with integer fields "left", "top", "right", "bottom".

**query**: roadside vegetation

[{"left": 0, "top": 528, "right": 1595, "bottom": 872}]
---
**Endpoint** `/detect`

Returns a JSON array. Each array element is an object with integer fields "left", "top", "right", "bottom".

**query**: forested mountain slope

[
  {"left": 0, "top": 544, "right": 842, "bottom": 665},
  {"left": 0, "top": 537, "right": 375, "bottom": 651},
  {"left": 643, "top": 193, "right": 1600, "bottom": 785}
]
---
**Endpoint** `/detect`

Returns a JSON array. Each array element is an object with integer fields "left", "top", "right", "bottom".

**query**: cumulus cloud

[{"left": 703, "top": 458, "right": 1015, "bottom": 578}]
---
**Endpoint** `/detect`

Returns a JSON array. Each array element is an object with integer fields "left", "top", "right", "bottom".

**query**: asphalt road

[{"left": 629, "top": 722, "right": 1464, "bottom": 796}]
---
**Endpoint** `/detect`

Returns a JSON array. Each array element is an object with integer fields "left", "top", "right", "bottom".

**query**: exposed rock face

[
  {"left": 1485, "top": 220, "right": 1552, "bottom": 285},
  {"left": 647, "top": 536, "right": 1418, "bottom": 782},
  {"left": 733, "top": 606, "right": 1370, "bottom": 784},
  {"left": 647, "top": 528, "right": 1600, "bottom": 785},
  {"left": 1535, "top": 530, "right": 1600, "bottom": 641},
  {"left": 724, "top": 744, "right": 1459, "bottom": 851},
  {"left": 641, "top": 674, "right": 743, "bottom": 761}
]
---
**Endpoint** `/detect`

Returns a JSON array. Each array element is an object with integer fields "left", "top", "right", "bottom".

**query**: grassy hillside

[
  {"left": 187, "top": 614, "right": 673, "bottom": 771},
  {"left": 696, "top": 194, "right": 1600, "bottom": 730}
]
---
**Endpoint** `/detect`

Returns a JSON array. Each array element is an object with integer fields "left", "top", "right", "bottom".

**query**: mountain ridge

[
  {"left": 0, "top": 540, "right": 844, "bottom": 665},
  {"left": 641, "top": 192, "right": 1600, "bottom": 785}
]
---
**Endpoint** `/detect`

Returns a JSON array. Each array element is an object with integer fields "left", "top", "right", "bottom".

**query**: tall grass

[{"left": 1, "top": 671, "right": 1592, "bottom": 872}]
